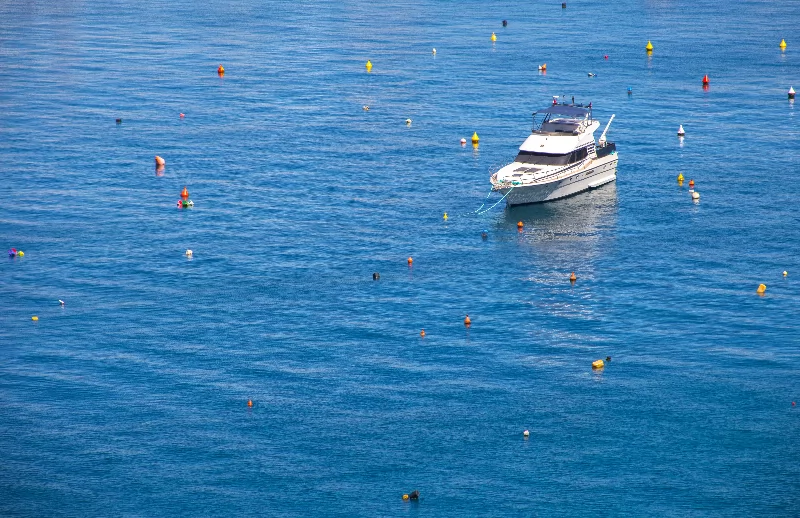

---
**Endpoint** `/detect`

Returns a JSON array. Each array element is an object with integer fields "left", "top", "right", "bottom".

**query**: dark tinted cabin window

[{"left": 515, "top": 146, "right": 588, "bottom": 166}]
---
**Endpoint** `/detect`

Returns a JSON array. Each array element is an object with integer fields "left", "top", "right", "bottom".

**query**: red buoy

[
  {"left": 181, "top": 186, "right": 189, "bottom": 200},
  {"left": 702, "top": 74, "right": 709, "bottom": 85}
]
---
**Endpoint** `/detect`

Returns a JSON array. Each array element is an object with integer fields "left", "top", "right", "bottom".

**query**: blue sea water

[{"left": 1, "top": 0, "right": 799, "bottom": 515}]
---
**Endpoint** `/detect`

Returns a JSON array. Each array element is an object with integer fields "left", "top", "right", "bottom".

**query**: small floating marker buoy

[
  {"left": 627, "top": 87, "right": 633, "bottom": 95},
  {"left": 407, "top": 257, "right": 413, "bottom": 265},
  {"left": 604, "top": 55, "right": 609, "bottom": 60},
  {"left": 17, "top": 251, "right": 23, "bottom": 257},
  {"left": 691, "top": 191, "right": 700, "bottom": 200},
  {"left": 645, "top": 40, "right": 653, "bottom": 51},
  {"left": 420, "top": 329, "right": 425, "bottom": 337},
  {"left": 464, "top": 314, "right": 471, "bottom": 327},
  {"left": 569, "top": 272, "right": 577, "bottom": 282},
  {"left": 31, "top": 316, "right": 38, "bottom": 321},
  {"left": 677, "top": 173, "right": 684, "bottom": 182},
  {"left": 365, "top": 60, "right": 372, "bottom": 72},
  {"left": 181, "top": 186, "right": 189, "bottom": 200},
  {"left": 481, "top": 230, "right": 488, "bottom": 240},
  {"left": 517, "top": 221, "right": 524, "bottom": 230},
  {"left": 502, "top": 20, "right": 508, "bottom": 27},
  {"left": 592, "top": 359, "right": 604, "bottom": 369},
  {"left": 185, "top": 249, "right": 193, "bottom": 257},
  {"left": 402, "top": 494, "right": 409, "bottom": 501},
  {"left": 688, "top": 179, "right": 694, "bottom": 188},
  {"left": 471, "top": 132, "right": 479, "bottom": 144},
  {"left": 793, "top": 401, "right": 796, "bottom": 406},
  {"left": 443, "top": 212, "right": 448, "bottom": 221},
  {"left": 217, "top": 64, "right": 224, "bottom": 75},
  {"left": 116, "top": 118, "right": 122, "bottom": 124},
  {"left": 783, "top": 271, "right": 788, "bottom": 277},
  {"left": 757, "top": 283, "right": 767, "bottom": 294},
  {"left": 702, "top": 74, "right": 709, "bottom": 86},
  {"left": 606, "top": 356, "right": 611, "bottom": 362},
  {"left": 562, "top": 2, "right": 566, "bottom": 8},
  {"left": 538, "top": 64, "right": 547, "bottom": 71},
  {"left": 587, "top": 72, "right": 596, "bottom": 77},
  {"left": 405, "top": 118, "right": 412, "bottom": 125},
  {"left": 491, "top": 32, "right": 497, "bottom": 42},
  {"left": 179, "top": 113, "right": 185, "bottom": 118},
  {"left": 362, "top": 105, "right": 369, "bottom": 111},
  {"left": 59, "top": 300, "right": 65, "bottom": 306},
  {"left": 780, "top": 39, "right": 787, "bottom": 49},
  {"left": 372, "top": 272, "right": 380, "bottom": 280},
  {"left": 432, "top": 48, "right": 436, "bottom": 55},
  {"left": 789, "top": 87, "right": 795, "bottom": 100},
  {"left": 677, "top": 125, "right": 685, "bottom": 136},
  {"left": 155, "top": 156, "right": 165, "bottom": 167},
  {"left": 460, "top": 138, "right": 467, "bottom": 146},
  {"left": 523, "top": 429, "right": 530, "bottom": 437},
  {"left": 247, "top": 399, "right": 253, "bottom": 407},
  {"left": 8, "top": 248, "right": 17, "bottom": 257}
]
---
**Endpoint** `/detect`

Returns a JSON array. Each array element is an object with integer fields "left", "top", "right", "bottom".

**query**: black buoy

[
  {"left": 116, "top": 118, "right": 122, "bottom": 124},
  {"left": 481, "top": 231, "right": 488, "bottom": 240},
  {"left": 606, "top": 356, "right": 611, "bottom": 362},
  {"left": 372, "top": 272, "right": 380, "bottom": 280},
  {"left": 409, "top": 490, "right": 420, "bottom": 500},
  {"left": 502, "top": 20, "right": 507, "bottom": 27},
  {"left": 562, "top": 2, "right": 566, "bottom": 8}
]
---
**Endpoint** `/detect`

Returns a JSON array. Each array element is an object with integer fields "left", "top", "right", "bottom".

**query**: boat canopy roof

[{"left": 534, "top": 105, "right": 591, "bottom": 118}]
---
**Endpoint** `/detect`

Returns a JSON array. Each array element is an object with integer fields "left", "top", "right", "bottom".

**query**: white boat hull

[{"left": 496, "top": 155, "right": 618, "bottom": 206}]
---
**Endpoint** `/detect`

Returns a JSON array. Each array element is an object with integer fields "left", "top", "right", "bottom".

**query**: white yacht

[{"left": 490, "top": 103, "right": 618, "bottom": 206}]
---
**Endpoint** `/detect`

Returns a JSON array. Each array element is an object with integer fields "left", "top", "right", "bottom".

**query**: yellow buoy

[
  {"left": 443, "top": 212, "right": 448, "bottom": 220},
  {"left": 402, "top": 494, "right": 409, "bottom": 501},
  {"left": 365, "top": 60, "right": 372, "bottom": 72},
  {"left": 471, "top": 132, "right": 479, "bottom": 144},
  {"left": 677, "top": 173, "right": 684, "bottom": 182},
  {"left": 780, "top": 39, "right": 787, "bottom": 49},
  {"left": 646, "top": 40, "right": 653, "bottom": 51},
  {"left": 491, "top": 32, "right": 497, "bottom": 42},
  {"left": 592, "top": 359, "right": 604, "bottom": 369},
  {"left": 31, "top": 316, "right": 38, "bottom": 321},
  {"left": 17, "top": 251, "right": 24, "bottom": 257},
  {"left": 757, "top": 283, "right": 766, "bottom": 294}
]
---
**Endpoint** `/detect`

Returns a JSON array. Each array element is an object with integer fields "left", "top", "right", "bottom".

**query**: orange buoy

[
  {"left": 517, "top": 221, "right": 524, "bottom": 230},
  {"left": 702, "top": 74, "right": 709, "bottom": 85},
  {"left": 688, "top": 179, "right": 695, "bottom": 188},
  {"left": 155, "top": 155, "right": 165, "bottom": 167},
  {"left": 217, "top": 64, "right": 225, "bottom": 75},
  {"left": 420, "top": 329, "right": 426, "bottom": 337},
  {"left": 407, "top": 257, "right": 413, "bottom": 265},
  {"left": 181, "top": 186, "right": 189, "bottom": 200},
  {"left": 569, "top": 272, "right": 577, "bottom": 282},
  {"left": 247, "top": 399, "right": 253, "bottom": 407},
  {"left": 464, "top": 314, "right": 471, "bottom": 326}
]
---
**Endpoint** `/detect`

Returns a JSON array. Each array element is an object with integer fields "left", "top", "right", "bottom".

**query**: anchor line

[{"left": 475, "top": 187, "right": 514, "bottom": 215}]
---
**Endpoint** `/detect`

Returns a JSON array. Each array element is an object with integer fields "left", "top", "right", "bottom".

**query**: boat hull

[{"left": 497, "top": 155, "right": 618, "bottom": 206}]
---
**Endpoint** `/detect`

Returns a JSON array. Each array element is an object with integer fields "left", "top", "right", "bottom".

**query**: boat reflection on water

[{"left": 502, "top": 181, "right": 618, "bottom": 273}]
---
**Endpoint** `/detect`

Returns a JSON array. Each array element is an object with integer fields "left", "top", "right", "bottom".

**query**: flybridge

[{"left": 532, "top": 104, "right": 593, "bottom": 133}]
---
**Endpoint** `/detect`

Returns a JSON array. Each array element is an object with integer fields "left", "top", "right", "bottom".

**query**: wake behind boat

[{"left": 490, "top": 102, "right": 618, "bottom": 206}]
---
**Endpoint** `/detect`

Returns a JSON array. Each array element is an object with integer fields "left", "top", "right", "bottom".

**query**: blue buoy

[{"left": 627, "top": 87, "right": 633, "bottom": 95}]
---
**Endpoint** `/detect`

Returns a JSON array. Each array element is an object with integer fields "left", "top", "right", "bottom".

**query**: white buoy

[
  {"left": 460, "top": 138, "right": 467, "bottom": 145},
  {"left": 783, "top": 270, "right": 788, "bottom": 276},
  {"left": 677, "top": 125, "right": 685, "bottom": 136},
  {"left": 405, "top": 118, "right": 412, "bottom": 125},
  {"left": 432, "top": 48, "right": 436, "bottom": 55},
  {"left": 523, "top": 430, "right": 530, "bottom": 437},
  {"left": 587, "top": 72, "right": 596, "bottom": 77},
  {"left": 789, "top": 87, "right": 796, "bottom": 100},
  {"left": 691, "top": 191, "right": 700, "bottom": 200},
  {"left": 185, "top": 249, "right": 193, "bottom": 257},
  {"left": 58, "top": 299, "right": 65, "bottom": 306}
]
